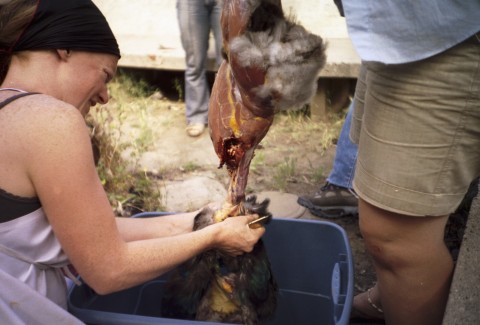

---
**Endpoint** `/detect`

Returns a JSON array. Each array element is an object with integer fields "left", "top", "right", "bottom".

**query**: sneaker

[
  {"left": 297, "top": 182, "right": 358, "bottom": 218},
  {"left": 186, "top": 123, "right": 205, "bottom": 137}
]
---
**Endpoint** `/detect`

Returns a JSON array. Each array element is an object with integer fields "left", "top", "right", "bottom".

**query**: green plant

[
  {"left": 250, "top": 150, "right": 266, "bottom": 173},
  {"left": 272, "top": 108, "right": 343, "bottom": 151},
  {"left": 87, "top": 75, "right": 163, "bottom": 216},
  {"left": 273, "top": 157, "right": 297, "bottom": 191},
  {"left": 89, "top": 116, "right": 162, "bottom": 216},
  {"left": 181, "top": 161, "right": 201, "bottom": 173},
  {"left": 112, "top": 70, "right": 154, "bottom": 98},
  {"left": 309, "top": 162, "right": 325, "bottom": 185},
  {"left": 173, "top": 77, "right": 184, "bottom": 101}
]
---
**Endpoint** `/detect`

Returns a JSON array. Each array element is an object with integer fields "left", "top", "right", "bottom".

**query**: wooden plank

[{"left": 116, "top": 37, "right": 360, "bottom": 78}]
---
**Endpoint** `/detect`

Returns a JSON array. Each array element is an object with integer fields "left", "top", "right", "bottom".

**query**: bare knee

[
  {"left": 357, "top": 199, "right": 451, "bottom": 270},
  {"left": 359, "top": 219, "right": 403, "bottom": 270}
]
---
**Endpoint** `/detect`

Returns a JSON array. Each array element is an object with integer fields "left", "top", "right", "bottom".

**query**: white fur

[{"left": 229, "top": 15, "right": 326, "bottom": 111}]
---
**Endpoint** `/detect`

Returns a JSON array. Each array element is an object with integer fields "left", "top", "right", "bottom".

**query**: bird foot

[
  {"left": 193, "top": 195, "right": 272, "bottom": 231},
  {"left": 244, "top": 195, "right": 272, "bottom": 226}
]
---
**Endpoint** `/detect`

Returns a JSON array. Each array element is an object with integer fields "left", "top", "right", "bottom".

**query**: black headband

[{"left": 13, "top": 0, "right": 120, "bottom": 57}]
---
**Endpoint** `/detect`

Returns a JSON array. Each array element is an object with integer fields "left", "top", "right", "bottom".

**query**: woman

[{"left": 0, "top": 1, "right": 264, "bottom": 323}]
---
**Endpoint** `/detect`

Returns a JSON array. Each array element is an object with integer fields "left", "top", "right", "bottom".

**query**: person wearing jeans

[
  {"left": 298, "top": 101, "right": 359, "bottom": 218},
  {"left": 177, "top": 0, "right": 223, "bottom": 137}
]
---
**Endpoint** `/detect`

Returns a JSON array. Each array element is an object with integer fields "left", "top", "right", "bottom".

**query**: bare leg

[
  {"left": 351, "top": 284, "right": 384, "bottom": 320},
  {"left": 357, "top": 199, "right": 453, "bottom": 325}
]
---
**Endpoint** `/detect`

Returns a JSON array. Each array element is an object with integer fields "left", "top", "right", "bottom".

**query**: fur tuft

[{"left": 229, "top": 16, "right": 326, "bottom": 112}]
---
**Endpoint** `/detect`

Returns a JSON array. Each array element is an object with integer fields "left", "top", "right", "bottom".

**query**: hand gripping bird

[{"left": 161, "top": 1, "right": 326, "bottom": 324}]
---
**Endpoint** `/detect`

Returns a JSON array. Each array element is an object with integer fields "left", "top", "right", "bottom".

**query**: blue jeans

[
  {"left": 176, "top": 0, "right": 223, "bottom": 125},
  {"left": 326, "top": 102, "right": 358, "bottom": 189}
]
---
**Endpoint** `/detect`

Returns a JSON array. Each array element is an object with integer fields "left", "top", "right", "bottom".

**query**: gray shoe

[{"left": 297, "top": 182, "right": 358, "bottom": 218}]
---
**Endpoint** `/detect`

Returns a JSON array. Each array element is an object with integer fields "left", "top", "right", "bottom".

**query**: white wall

[{"left": 94, "top": 0, "right": 348, "bottom": 49}]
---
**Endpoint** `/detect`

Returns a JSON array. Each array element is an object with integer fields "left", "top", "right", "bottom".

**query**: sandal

[
  {"left": 186, "top": 123, "right": 205, "bottom": 137},
  {"left": 350, "top": 288, "right": 385, "bottom": 323}
]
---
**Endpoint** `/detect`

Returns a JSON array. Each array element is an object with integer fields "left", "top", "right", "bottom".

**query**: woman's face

[{"left": 63, "top": 51, "right": 118, "bottom": 116}]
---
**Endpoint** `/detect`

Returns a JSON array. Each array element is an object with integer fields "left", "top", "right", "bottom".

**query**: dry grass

[
  {"left": 253, "top": 108, "right": 346, "bottom": 192},
  {"left": 88, "top": 73, "right": 163, "bottom": 216}
]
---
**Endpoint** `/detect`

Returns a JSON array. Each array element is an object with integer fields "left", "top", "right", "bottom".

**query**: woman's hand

[{"left": 211, "top": 214, "right": 266, "bottom": 256}]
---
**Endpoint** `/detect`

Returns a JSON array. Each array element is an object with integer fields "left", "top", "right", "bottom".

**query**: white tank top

[{"left": 0, "top": 208, "right": 84, "bottom": 324}]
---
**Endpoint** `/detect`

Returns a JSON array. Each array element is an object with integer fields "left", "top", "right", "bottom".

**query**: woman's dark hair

[
  {"left": 1, "top": 0, "right": 120, "bottom": 84},
  {"left": 0, "top": 0, "right": 37, "bottom": 83}
]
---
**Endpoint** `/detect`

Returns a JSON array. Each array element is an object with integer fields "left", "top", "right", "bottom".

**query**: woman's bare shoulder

[
  {"left": 0, "top": 94, "right": 93, "bottom": 197},
  {"left": 5, "top": 94, "right": 92, "bottom": 168},
  {"left": 8, "top": 94, "right": 87, "bottom": 138},
  {"left": 21, "top": 93, "right": 82, "bottom": 119}
]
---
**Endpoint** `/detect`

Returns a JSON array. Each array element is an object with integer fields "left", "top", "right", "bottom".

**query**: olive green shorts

[{"left": 351, "top": 33, "right": 480, "bottom": 216}]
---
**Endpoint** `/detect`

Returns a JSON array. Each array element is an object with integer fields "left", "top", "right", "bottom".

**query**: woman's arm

[
  {"left": 101, "top": 214, "right": 261, "bottom": 293},
  {"left": 26, "top": 100, "right": 264, "bottom": 294},
  {"left": 115, "top": 212, "right": 197, "bottom": 241}
]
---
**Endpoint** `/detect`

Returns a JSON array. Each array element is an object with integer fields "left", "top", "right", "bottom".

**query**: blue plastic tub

[{"left": 68, "top": 214, "right": 353, "bottom": 325}]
